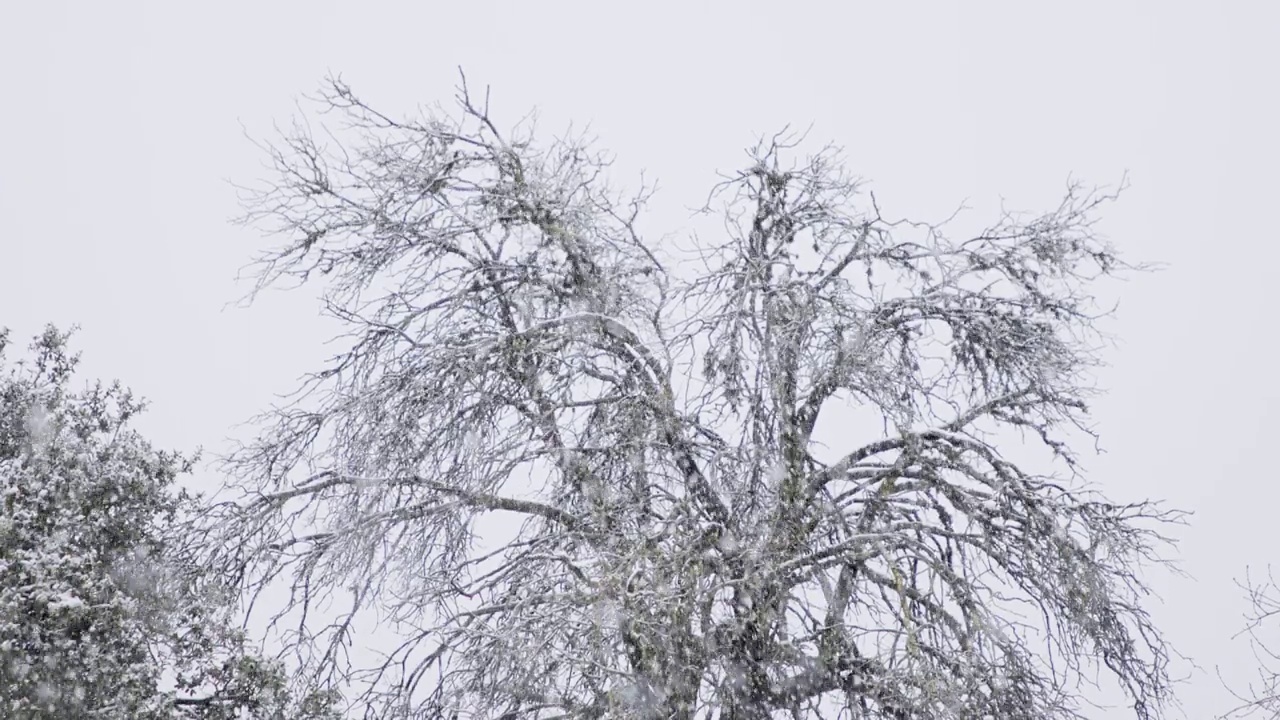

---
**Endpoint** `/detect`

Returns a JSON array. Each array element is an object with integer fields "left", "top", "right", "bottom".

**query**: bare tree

[
  {"left": 206, "top": 72, "right": 1184, "bottom": 719},
  {"left": 1222, "top": 568, "right": 1280, "bottom": 718}
]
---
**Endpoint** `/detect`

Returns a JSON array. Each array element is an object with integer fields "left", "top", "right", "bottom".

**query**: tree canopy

[
  {"left": 205, "top": 75, "right": 1184, "bottom": 719},
  {"left": 0, "top": 326, "right": 341, "bottom": 719}
]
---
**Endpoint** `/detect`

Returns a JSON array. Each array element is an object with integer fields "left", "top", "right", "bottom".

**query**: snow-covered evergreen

[{"left": 0, "top": 326, "right": 342, "bottom": 719}]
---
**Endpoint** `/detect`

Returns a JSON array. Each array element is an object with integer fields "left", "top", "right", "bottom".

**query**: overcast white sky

[{"left": 3, "top": 2, "right": 1278, "bottom": 717}]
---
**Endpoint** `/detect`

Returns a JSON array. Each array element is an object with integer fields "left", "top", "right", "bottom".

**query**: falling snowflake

[{"left": 24, "top": 403, "right": 53, "bottom": 448}]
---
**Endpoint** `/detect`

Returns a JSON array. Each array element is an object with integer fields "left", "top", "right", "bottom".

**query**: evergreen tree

[{"left": 0, "top": 325, "right": 341, "bottom": 719}]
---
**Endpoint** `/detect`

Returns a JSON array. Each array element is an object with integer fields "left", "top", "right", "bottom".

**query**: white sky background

[{"left": 2, "top": 2, "right": 1277, "bottom": 717}]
